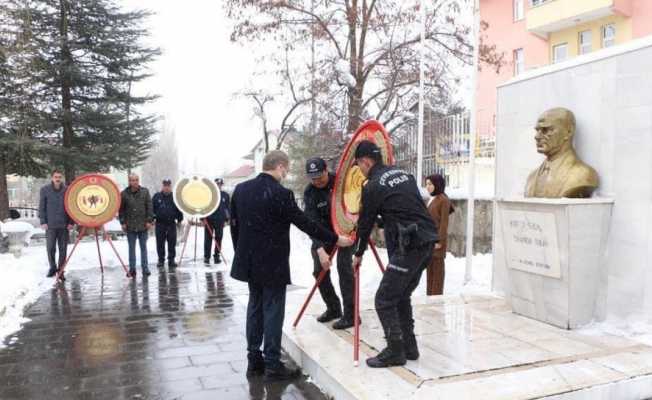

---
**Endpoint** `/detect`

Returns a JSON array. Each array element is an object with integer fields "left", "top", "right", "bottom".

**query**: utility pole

[
  {"left": 417, "top": 0, "right": 426, "bottom": 186},
  {"left": 465, "top": 0, "right": 481, "bottom": 284}
]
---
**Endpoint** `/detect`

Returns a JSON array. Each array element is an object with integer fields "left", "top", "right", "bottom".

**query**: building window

[
  {"left": 513, "top": 0, "right": 524, "bottom": 21},
  {"left": 553, "top": 43, "right": 568, "bottom": 63},
  {"left": 514, "top": 48, "right": 524, "bottom": 76},
  {"left": 602, "top": 24, "right": 616, "bottom": 48},
  {"left": 579, "top": 30, "right": 592, "bottom": 55}
]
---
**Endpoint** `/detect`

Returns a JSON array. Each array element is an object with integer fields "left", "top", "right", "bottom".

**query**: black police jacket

[
  {"left": 152, "top": 192, "right": 183, "bottom": 225},
  {"left": 230, "top": 173, "right": 338, "bottom": 287},
  {"left": 206, "top": 191, "right": 230, "bottom": 226},
  {"left": 354, "top": 164, "right": 438, "bottom": 258},
  {"left": 303, "top": 173, "right": 336, "bottom": 251}
]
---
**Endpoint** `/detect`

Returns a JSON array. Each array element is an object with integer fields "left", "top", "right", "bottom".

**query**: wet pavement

[{"left": 0, "top": 263, "right": 329, "bottom": 400}]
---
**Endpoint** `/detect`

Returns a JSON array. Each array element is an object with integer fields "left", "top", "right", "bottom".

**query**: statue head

[{"left": 534, "top": 108, "right": 575, "bottom": 158}]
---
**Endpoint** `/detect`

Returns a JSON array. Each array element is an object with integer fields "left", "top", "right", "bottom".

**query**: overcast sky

[
  {"left": 120, "top": 1, "right": 474, "bottom": 180},
  {"left": 121, "top": 0, "right": 261, "bottom": 178}
]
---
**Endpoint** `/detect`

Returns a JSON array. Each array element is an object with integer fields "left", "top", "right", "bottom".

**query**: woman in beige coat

[{"left": 425, "top": 174, "right": 453, "bottom": 295}]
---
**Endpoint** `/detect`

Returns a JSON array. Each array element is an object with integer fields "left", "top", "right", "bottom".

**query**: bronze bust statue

[{"left": 525, "top": 108, "right": 598, "bottom": 198}]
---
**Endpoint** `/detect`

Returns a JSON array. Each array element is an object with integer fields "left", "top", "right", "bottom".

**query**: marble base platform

[
  {"left": 495, "top": 198, "right": 614, "bottom": 329},
  {"left": 283, "top": 292, "right": 652, "bottom": 400}
]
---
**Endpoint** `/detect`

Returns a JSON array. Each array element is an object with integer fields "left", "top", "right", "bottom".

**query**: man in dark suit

[{"left": 230, "top": 150, "right": 353, "bottom": 382}]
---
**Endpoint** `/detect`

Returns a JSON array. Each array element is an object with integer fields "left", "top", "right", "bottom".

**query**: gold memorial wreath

[
  {"left": 331, "top": 120, "right": 394, "bottom": 239},
  {"left": 173, "top": 175, "right": 220, "bottom": 218},
  {"left": 65, "top": 174, "right": 121, "bottom": 228}
]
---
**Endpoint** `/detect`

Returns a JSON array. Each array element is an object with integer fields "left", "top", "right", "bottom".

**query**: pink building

[{"left": 477, "top": 0, "right": 652, "bottom": 139}]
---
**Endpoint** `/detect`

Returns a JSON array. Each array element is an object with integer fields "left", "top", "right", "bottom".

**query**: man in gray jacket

[
  {"left": 119, "top": 174, "right": 154, "bottom": 278},
  {"left": 39, "top": 169, "right": 73, "bottom": 278}
]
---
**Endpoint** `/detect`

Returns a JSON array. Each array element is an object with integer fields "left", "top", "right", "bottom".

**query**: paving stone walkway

[{"left": 0, "top": 263, "right": 328, "bottom": 400}]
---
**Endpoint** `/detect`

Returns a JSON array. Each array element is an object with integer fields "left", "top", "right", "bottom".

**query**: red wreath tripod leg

[
  {"left": 94, "top": 228, "right": 104, "bottom": 274},
  {"left": 176, "top": 220, "right": 192, "bottom": 267},
  {"left": 292, "top": 246, "right": 339, "bottom": 328},
  {"left": 103, "top": 227, "right": 131, "bottom": 277},
  {"left": 56, "top": 226, "right": 87, "bottom": 282},
  {"left": 353, "top": 258, "right": 361, "bottom": 366},
  {"left": 369, "top": 241, "right": 386, "bottom": 273}
]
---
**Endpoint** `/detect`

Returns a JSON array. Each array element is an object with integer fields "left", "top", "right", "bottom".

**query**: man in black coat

[
  {"left": 303, "top": 157, "right": 355, "bottom": 329},
  {"left": 352, "top": 140, "right": 438, "bottom": 368},
  {"left": 203, "top": 178, "right": 230, "bottom": 265},
  {"left": 230, "top": 150, "right": 353, "bottom": 382},
  {"left": 153, "top": 179, "right": 183, "bottom": 268}
]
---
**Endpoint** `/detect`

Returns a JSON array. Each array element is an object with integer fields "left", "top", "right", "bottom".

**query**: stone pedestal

[{"left": 496, "top": 198, "right": 614, "bottom": 329}]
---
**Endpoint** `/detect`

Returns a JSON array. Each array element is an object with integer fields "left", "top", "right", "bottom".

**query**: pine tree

[{"left": 2, "top": 0, "right": 160, "bottom": 185}]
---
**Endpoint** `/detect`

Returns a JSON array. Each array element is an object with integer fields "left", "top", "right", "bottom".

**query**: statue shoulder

[
  {"left": 569, "top": 159, "right": 599, "bottom": 186},
  {"left": 561, "top": 159, "right": 599, "bottom": 197}
]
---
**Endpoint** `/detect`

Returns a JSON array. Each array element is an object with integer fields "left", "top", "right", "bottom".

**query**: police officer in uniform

[
  {"left": 153, "top": 179, "right": 183, "bottom": 268},
  {"left": 352, "top": 140, "right": 438, "bottom": 368},
  {"left": 204, "top": 178, "right": 230, "bottom": 264},
  {"left": 303, "top": 157, "right": 356, "bottom": 329}
]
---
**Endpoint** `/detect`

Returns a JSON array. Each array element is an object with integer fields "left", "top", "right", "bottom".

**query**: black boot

[
  {"left": 156, "top": 260, "right": 164, "bottom": 268},
  {"left": 168, "top": 260, "right": 178, "bottom": 268},
  {"left": 316, "top": 308, "right": 342, "bottom": 323},
  {"left": 246, "top": 354, "right": 265, "bottom": 378},
  {"left": 366, "top": 340, "right": 406, "bottom": 368},
  {"left": 332, "top": 315, "right": 361, "bottom": 330},
  {"left": 47, "top": 268, "right": 57, "bottom": 278},
  {"left": 264, "top": 362, "right": 301, "bottom": 382},
  {"left": 214, "top": 254, "right": 222, "bottom": 264},
  {"left": 203, "top": 257, "right": 210, "bottom": 265},
  {"left": 404, "top": 334, "right": 419, "bottom": 361}
]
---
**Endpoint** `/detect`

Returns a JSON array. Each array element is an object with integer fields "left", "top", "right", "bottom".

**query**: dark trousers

[
  {"left": 127, "top": 230, "right": 149, "bottom": 271},
  {"left": 375, "top": 243, "right": 434, "bottom": 342},
  {"left": 204, "top": 222, "right": 224, "bottom": 259},
  {"left": 46, "top": 228, "right": 69, "bottom": 272},
  {"left": 311, "top": 245, "right": 354, "bottom": 317},
  {"left": 155, "top": 223, "right": 177, "bottom": 262},
  {"left": 246, "top": 282, "right": 286, "bottom": 369}
]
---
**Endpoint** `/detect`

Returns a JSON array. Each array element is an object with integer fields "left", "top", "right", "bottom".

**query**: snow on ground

[
  {"left": 580, "top": 316, "right": 652, "bottom": 347},
  {"left": 287, "top": 226, "right": 493, "bottom": 298},
  {"left": 0, "top": 234, "right": 160, "bottom": 348},
  {"left": 0, "top": 224, "right": 492, "bottom": 349}
]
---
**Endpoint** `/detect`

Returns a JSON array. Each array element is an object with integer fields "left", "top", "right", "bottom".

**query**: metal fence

[{"left": 393, "top": 112, "right": 495, "bottom": 185}]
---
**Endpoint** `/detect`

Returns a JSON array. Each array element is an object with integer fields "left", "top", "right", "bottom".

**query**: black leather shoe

[
  {"left": 264, "top": 363, "right": 301, "bottom": 382},
  {"left": 203, "top": 257, "right": 210, "bottom": 265},
  {"left": 366, "top": 340, "right": 406, "bottom": 368},
  {"left": 143, "top": 269, "right": 151, "bottom": 277},
  {"left": 156, "top": 261, "right": 164, "bottom": 268},
  {"left": 47, "top": 269, "right": 57, "bottom": 278},
  {"left": 168, "top": 261, "right": 178, "bottom": 268},
  {"left": 332, "top": 316, "right": 360, "bottom": 330},
  {"left": 316, "top": 309, "right": 342, "bottom": 323},
  {"left": 214, "top": 255, "right": 222, "bottom": 264},
  {"left": 246, "top": 359, "right": 265, "bottom": 377},
  {"left": 404, "top": 335, "right": 419, "bottom": 361}
]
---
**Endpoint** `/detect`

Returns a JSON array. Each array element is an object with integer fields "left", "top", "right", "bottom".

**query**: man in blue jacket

[
  {"left": 39, "top": 169, "right": 73, "bottom": 278},
  {"left": 230, "top": 150, "right": 353, "bottom": 382},
  {"left": 153, "top": 179, "right": 183, "bottom": 268}
]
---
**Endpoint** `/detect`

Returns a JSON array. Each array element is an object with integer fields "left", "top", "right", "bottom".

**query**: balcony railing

[{"left": 526, "top": 0, "right": 629, "bottom": 37}]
